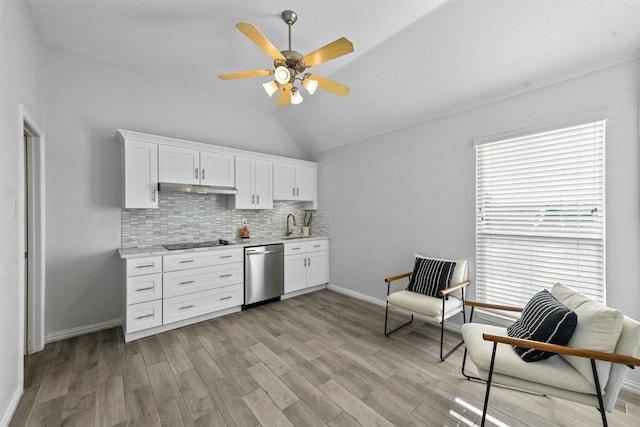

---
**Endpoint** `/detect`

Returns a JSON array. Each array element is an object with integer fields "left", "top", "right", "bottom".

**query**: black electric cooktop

[{"left": 163, "top": 239, "right": 232, "bottom": 250}]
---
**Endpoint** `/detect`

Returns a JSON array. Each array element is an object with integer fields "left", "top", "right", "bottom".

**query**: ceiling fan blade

[
  {"left": 218, "top": 69, "right": 273, "bottom": 80},
  {"left": 307, "top": 74, "right": 350, "bottom": 96},
  {"left": 236, "top": 23, "right": 286, "bottom": 61},
  {"left": 302, "top": 37, "right": 354, "bottom": 67},
  {"left": 278, "top": 83, "right": 292, "bottom": 106}
]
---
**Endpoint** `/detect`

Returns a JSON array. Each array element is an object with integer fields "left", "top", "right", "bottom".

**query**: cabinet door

[
  {"left": 231, "top": 156, "right": 254, "bottom": 209},
  {"left": 284, "top": 253, "right": 308, "bottom": 293},
  {"left": 295, "top": 165, "right": 316, "bottom": 202},
  {"left": 200, "top": 151, "right": 235, "bottom": 187},
  {"left": 273, "top": 162, "right": 296, "bottom": 200},
  {"left": 254, "top": 159, "right": 273, "bottom": 209},
  {"left": 306, "top": 250, "right": 329, "bottom": 287},
  {"left": 158, "top": 145, "right": 199, "bottom": 185},
  {"left": 123, "top": 140, "right": 158, "bottom": 208}
]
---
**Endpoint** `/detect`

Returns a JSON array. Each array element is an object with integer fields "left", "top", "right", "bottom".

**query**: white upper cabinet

[
  {"left": 159, "top": 145, "right": 235, "bottom": 187},
  {"left": 123, "top": 140, "right": 159, "bottom": 209},
  {"left": 200, "top": 151, "right": 235, "bottom": 187},
  {"left": 118, "top": 130, "right": 319, "bottom": 210},
  {"left": 159, "top": 145, "right": 199, "bottom": 185},
  {"left": 228, "top": 156, "right": 273, "bottom": 209},
  {"left": 273, "top": 162, "right": 317, "bottom": 207}
]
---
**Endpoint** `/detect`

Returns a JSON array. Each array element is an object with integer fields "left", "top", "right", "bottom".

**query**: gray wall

[
  {"left": 43, "top": 46, "right": 307, "bottom": 336},
  {"left": 314, "top": 60, "right": 640, "bottom": 384},
  {"left": 0, "top": 0, "right": 45, "bottom": 422}
]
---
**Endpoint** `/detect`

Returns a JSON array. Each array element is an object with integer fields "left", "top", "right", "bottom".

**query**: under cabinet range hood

[{"left": 158, "top": 182, "right": 238, "bottom": 195}]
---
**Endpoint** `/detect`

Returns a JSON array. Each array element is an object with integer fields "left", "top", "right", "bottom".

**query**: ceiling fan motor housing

[{"left": 277, "top": 50, "right": 307, "bottom": 78}]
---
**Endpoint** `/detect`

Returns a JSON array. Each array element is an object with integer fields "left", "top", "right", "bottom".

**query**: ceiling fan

[{"left": 218, "top": 10, "right": 354, "bottom": 106}]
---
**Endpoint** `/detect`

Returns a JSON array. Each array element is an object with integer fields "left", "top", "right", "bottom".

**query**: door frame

[{"left": 19, "top": 105, "right": 46, "bottom": 354}]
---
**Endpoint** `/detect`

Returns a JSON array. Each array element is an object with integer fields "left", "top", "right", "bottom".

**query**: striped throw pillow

[
  {"left": 507, "top": 289, "right": 577, "bottom": 362},
  {"left": 406, "top": 257, "right": 456, "bottom": 298}
]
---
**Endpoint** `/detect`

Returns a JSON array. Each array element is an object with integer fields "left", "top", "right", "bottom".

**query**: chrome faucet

[{"left": 286, "top": 213, "right": 297, "bottom": 236}]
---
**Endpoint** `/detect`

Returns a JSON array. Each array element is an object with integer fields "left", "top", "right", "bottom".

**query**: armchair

[
  {"left": 384, "top": 254, "right": 470, "bottom": 361},
  {"left": 461, "top": 283, "right": 640, "bottom": 426}
]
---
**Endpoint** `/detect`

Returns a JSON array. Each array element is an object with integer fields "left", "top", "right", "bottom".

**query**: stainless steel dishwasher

[{"left": 244, "top": 244, "right": 284, "bottom": 308}]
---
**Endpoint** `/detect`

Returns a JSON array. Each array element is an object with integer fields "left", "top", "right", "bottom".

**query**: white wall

[
  {"left": 314, "top": 60, "right": 640, "bottom": 383},
  {"left": 0, "top": 0, "right": 45, "bottom": 423},
  {"left": 42, "top": 46, "right": 305, "bottom": 337}
]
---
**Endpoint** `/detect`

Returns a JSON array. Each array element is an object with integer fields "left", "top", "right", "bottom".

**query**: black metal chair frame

[{"left": 384, "top": 272, "right": 469, "bottom": 361}]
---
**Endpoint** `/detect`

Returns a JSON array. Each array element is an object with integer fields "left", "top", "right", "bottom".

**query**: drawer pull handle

[
  {"left": 179, "top": 305, "right": 194, "bottom": 310},
  {"left": 136, "top": 314, "right": 154, "bottom": 320},
  {"left": 220, "top": 296, "right": 232, "bottom": 301},
  {"left": 313, "top": 245, "right": 321, "bottom": 248},
  {"left": 219, "top": 255, "right": 233, "bottom": 259},
  {"left": 179, "top": 260, "right": 195, "bottom": 264},
  {"left": 219, "top": 274, "right": 232, "bottom": 278},
  {"left": 291, "top": 248, "right": 301, "bottom": 251},
  {"left": 136, "top": 264, "right": 155, "bottom": 269},
  {"left": 136, "top": 286, "right": 154, "bottom": 292},
  {"left": 179, "top": 280, "right": 194, "bottom": 285}
]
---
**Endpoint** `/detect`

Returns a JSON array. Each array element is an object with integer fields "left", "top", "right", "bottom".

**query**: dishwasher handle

[{"left": 246, "top": 249, "right": 282, "bottom": 255}]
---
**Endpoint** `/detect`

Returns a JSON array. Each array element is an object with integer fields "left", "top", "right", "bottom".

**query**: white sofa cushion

[
  {"left": 387, "top": 290, "right": 462, "bottom": 320},
  {"left": 461, "top": 323, "right": 596, "bottom": 394},
  {"left": 550, "top": 283, "right": 624, "bottom": 387}
]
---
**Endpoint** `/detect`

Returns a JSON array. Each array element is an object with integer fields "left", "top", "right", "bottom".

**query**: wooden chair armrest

[
  {"left": 439, "top": 280, "right": 470, "bottom": 296},
  {"left": 465, "top": 300, "right": 523, "bottom": 313},
  {"left": 384, "top": 272, "right": 411, "bottom": 285},
  {"left": 483, "top": 333, "right": 640, "bottom": 367}
]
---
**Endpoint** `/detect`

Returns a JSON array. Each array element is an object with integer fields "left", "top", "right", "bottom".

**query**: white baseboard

[
  {"left": 327, "top": 283, "right": 386, "bottom": 306},
  {"left": 0, "top": 386, "right": 22, "bottom": 427},
  {"left": 45, "top": 318, "right": 122, "bottom": 343},
  {"left": 622, "top": 377, "right": 640, "bottom": 394}
]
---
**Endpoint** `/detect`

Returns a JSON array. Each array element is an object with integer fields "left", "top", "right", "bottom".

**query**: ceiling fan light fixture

[
  {"left": 291, "top": 87, "right": 303, "bottom": 104},
  {"left": 274, "top": 66, "right": 291, "bottom": 84},
  {"left": 302, "top": 75, "right": 318, "bottom": 95},
  {"left": 262, "top": 80, "right": 279, "bottom": 97}
]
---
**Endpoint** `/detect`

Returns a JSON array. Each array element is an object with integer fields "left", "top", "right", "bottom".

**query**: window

[{"left": 475, "top": 120, "right": 605, "bottom": 308}]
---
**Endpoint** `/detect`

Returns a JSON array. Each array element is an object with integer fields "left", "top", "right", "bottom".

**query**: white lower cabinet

[
  {"left": 124, "top": 248, "right": 244, "bottom": 341},
  {"left": 163, "top": 284, "right": 242, "bottom": 324},
  {"left": 284, "top": 239, "right": 329, "bottom": 293},
  {"left": 126, "top": 300, "right": 163, "bottom": 333}
]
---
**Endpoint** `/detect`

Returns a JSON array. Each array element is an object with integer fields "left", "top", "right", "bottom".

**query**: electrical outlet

[{"left": 242, "top": 218, "right": 247, "bottom": 225}]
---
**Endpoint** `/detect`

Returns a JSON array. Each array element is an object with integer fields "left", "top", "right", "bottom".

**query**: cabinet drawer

[
  {"left": 127, "top": 273, "right": 162, "bottom": 305},
  {"left": 126, "top": 300, "right": 162, "bottom": 333},
  {"left": 126, "top": 256, "right": 162, "bottom": 276},
  {"left": 163, "top": 284, "right": 243, "bottom": 324},
  {"left": 306, "top": 239, "right": 328, "bottom": 252},
  {"left": 284, "top": 242, "right": 307, "bottom": 255},
  {"left": 163, "top": 248, "right": 242, "bottom": 272},
  {"left": 163, "top": 263, "right": 243, "bottom": 298}
]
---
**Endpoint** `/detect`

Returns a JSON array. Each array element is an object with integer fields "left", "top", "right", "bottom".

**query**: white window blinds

[{"left": 475, "top": 120, "right": 605, "bottom": 308}]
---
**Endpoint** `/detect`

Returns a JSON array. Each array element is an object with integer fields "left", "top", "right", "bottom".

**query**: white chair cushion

[
  {"left": 415, "top": 254, "right": 468, "bottom": 285},
  {"left": 551, "top": 283, "right": 624, "bottom": 387},
  {"left": 387, "top": 290, "right": 462, "bottom": 320},
  {"left": 461, "top": 323, "right": 596, "bottom": 394}
]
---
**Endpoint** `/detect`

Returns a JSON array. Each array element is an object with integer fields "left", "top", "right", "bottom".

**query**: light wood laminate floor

[{"left": 11, "top": 289, "right": 640, "bottom": 426}]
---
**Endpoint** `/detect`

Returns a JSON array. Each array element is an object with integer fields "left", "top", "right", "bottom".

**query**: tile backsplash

[{"left": 121, "top": 192, "right": 327, "bottom": 249}]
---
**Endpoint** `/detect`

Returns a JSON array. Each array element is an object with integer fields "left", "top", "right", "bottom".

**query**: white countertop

[{"left": 118, "top": 235, "right": 329, "bottom": 259}]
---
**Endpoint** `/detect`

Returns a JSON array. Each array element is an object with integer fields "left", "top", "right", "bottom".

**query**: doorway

[{"left": 21, "top": 105, "right": 45, "bottom": 355}]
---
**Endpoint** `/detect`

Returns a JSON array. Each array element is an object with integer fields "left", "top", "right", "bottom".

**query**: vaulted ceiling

[{"left": 28, "top": 0, "right": 640, "bottom": 155}]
